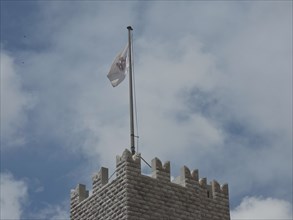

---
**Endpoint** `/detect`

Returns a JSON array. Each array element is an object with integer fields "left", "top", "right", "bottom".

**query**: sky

[{"left": 0, "top": 1, "right": 292, "bottom": 219}]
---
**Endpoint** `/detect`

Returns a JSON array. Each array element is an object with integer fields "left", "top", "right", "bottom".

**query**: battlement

[{"left": 70, "top": 149, "right": 230, "bottom": 220}]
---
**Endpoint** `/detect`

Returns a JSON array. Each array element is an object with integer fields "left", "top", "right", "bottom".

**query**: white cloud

[
  {"left": 231, "top": 196, "right": 293, "bottom": 220},
  {"left": 7, "top": 1, "right": 289, "bottom": 186},
  {"left": 1, "top": 1, "right": 291, "bottom": 215},
  {"left": 28, "top": 202, "right": 69, "bottom": 220},
  {"left": 217, "top": 2, "right": 292, "bottom": 138},
  {"left": 134, "top": 36, "right": 224, "bottom": 159},
  {"left": 0, "top": 172, "right": 68, "bottom": 220},
  {"left": 0, "top": 172, "right": 28, "bottom": 220},
  {"left": 0, "top": 51, "right": 35, "bottom": 148}
]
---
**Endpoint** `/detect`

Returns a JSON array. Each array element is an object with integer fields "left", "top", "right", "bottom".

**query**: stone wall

[{"left": 70, "top": 149, "right": 230, "bottom": 220}]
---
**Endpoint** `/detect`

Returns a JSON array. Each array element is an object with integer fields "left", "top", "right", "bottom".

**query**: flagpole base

[{"left": 131, "top": 146, "right": 135, "bottom": 155}]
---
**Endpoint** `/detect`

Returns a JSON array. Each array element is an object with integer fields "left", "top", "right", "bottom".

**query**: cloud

[
  {"left": 0, "top": 171, "right": 68, "bottom": 220},
  {"left": 231, "top": 196, "right": 292, "bottom": 220},
  {"left": 28, "top": 202, "right": 69, "bottom": 220},
  {"left": 134, "top": 36, "right": 224, "bottom": 159},
  {"left": 0, "top": 51, "right": 35, "bottom": 148},
  {"left": 217, "top": 2, "right": 292, "bottom": 138},
  {"left": 5, "top": 0, "right": 290, "bottom": 187},
  {"left": 1, "top": 1, "right": 291, "bottom": 216},
  {"left": 0, "top": 172, "right": 28, "bottom": 220}
]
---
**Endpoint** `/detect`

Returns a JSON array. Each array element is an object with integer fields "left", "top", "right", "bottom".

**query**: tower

[{"left": 70, "top": 149, "right": 230, "bottom": 219}]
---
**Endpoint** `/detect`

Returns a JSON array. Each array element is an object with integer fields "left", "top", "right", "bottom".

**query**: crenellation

[
  {"left": 199, "top": 177, "right": 207, "bottom": 188},
  {"left": 221, "top": 183, "right": 229, "bottom": 196},
  {"left": 163, "top": 161, "right": 171, "bottom": 173},
  {"left": 181, "top": 165, "right": 192, "bottom": 179},
  {"left": 70, "top": 184, "right": 89, "bottom": 219},
  {"left": 191, "top": 169, "right": 199, "bottom": 181},
  {"left": 151, "top": 157, "right": 171, "bottom": 181},
  {"left": 178, "top": 165, "right": 195, "bottom": 187},
  {"left": 72, "top": 184, "right": 89, "bottom": 203},
  {"left": 212, "top": 180, "right": 221, "bottom": 195},
  {"left": 70, "top": 149, "right": 230, "bottom": 220},
  {"left": 151, "top": 157, "right": 162, "bottom": 170},
  {"left": 122, "top": 148, "right": 132, "bottom": 161},
  {"left": 92, "top": 167, "right": 109, "bottom": 194},
  {"left": 116, "top": 150, "right": 141, "bottom": 180}
]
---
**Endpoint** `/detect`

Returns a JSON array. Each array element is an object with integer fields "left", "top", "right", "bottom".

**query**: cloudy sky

[{"left": 1, "top": 1, "right": 292, "bottom": 219}]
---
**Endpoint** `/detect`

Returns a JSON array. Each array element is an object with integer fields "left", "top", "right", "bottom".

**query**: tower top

[{"left": 70, "top": 149, "right": 230, "bottom": 220}]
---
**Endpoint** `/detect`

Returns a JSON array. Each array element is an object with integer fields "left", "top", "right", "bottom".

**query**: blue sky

[{"left": 1, "top": 1, "right": 292, "bottom": 219}]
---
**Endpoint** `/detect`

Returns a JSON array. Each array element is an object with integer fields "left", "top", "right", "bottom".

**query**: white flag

[{"left": 107, "top": 44, "right": 128, "bottom": 87}]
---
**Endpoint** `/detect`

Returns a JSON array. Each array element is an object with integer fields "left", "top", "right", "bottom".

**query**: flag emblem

[{"left": 117, "top": 57, "right": 126, "bottom": 71}]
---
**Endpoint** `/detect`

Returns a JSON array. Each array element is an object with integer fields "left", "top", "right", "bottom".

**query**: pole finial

[{"left": 127, "top": 26, "right": 133, "bottom": 31}]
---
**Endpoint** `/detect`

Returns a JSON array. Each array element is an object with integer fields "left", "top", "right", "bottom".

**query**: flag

[{"left": 107, "top": 44, "right": 129, "bottom": 87}]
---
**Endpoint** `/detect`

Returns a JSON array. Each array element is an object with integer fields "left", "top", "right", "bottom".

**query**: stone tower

[{"left": 70, "top": 149, "right": 230, "bottom": 220}]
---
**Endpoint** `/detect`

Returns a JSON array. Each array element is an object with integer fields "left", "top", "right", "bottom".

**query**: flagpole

[{"left": 127, "top": 26, "right": 135, "bottom": 155}]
